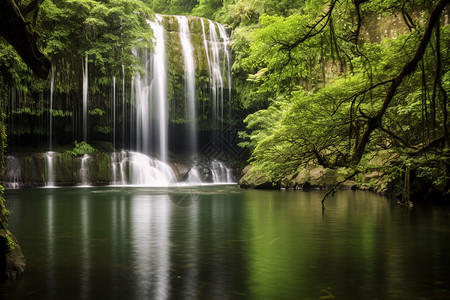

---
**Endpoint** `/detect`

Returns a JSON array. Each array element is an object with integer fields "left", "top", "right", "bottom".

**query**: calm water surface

[{"left": 1, "top": 186, "right": 450, "bottom": 299}]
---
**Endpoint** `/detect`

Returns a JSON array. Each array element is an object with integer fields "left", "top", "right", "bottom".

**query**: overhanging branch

[{"left": 351, "top": 0, "right": 449, "bottom": 164}]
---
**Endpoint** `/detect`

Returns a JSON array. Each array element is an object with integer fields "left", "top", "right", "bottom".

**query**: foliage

[
  {"left": 149, "top": 0, "right": 199, "bottom": 15},
  {"left": 5, "top": 233, "right": 16, "bottom": 251},
  {"left": 0, "top": 83, "right": 8, "bottom": 230},
  {"left": 0, "top": 186, "right": 9, "bottom": 230},
  {"left": 95, "top": 126, "right": 111, "bottom": 134},
  {"left": 89, "top": 108, "right": 105, "bottom": 116},
  {"left": 0, "top": 0, "right": 448, "bottom": 198},
  {"left": 52, "top": 110, "right": 72, "bottom": 117},
  {"left": 0, "top": 0, "right": 156, "bottom": 163},
  {"left": 239, "top": 0, "right": 450, "bottom": 193},
  {"left": 39, "top": 0, "right": 153, "bottom": 66},
  {"left": 0, "top": 0, "right": 155, "bottom": 100},
  {"left": 68, "top": 141, "right": 97, "bottom": 156}
]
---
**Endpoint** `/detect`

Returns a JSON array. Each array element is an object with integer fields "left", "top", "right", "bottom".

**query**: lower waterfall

[{"left": 110, "top": 151, "right": 177, "bottom": 186}]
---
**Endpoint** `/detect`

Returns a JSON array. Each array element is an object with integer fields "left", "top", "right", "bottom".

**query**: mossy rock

[
  {"left": 239, "top": 166, "right": 278, "bottom": 189},
  {"left": 0, "top": 229, "right": 26, "bottom": 282}
]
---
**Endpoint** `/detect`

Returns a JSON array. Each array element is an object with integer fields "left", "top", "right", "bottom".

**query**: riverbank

[{"left": 239, "top": 164, "right": 450, "bottom": 203}]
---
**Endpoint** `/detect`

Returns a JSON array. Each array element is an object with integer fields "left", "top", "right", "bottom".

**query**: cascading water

[
  {"left": 177, "top": 15, "right": 197, "bottom": 155},
  {"left": 3, "top": 156, "right": 21, "bottom": 188},
  {"left": 217, "top": 23, "right": 232, "bottom": 115},
  {"left": 115, "top": 17, "right": 233, "bottom": 186},
  {"left": 200, "top": 19, "right": 212, "bottom": 81},
  {"left": 6, "top": 15, "right": 236, "bottom": 188},
  {"left": 46, "top": 66, "right": 57, "bottom": 187},
  {"left": 110, "top": 151, "right": 125, "bottom": 185},
  {"left": 149, "top": 16, "right": 168, "bottom": 162},
  {"left": 46, "top": 151, "right": 56, "bottom": 187},
  {"left": 82, "top": 54, "right": 88, "bottom": 142},
  {"left": 122, "top": 65, "right": 126, "bottom": 147},
  {"left": 133, "top": 48, "right": 151, "bottom": 154},
  {"left": 49, "top": 65, "right": 55, "bottom": 150},
  {"left": 185, "top": 167, "right": 202, "bottom": 184},
  {"left": 112, "top": 76, "right": 116, "bottom": 149},
  {"left": 207, "top": 20, "right": 224, "bottom": 132},
  {"left": 131, "top": 16, "right": 168, "bottom": 161},
  {"left": 79, "top": 154, "right": 91, "bottom": 186},
  {"left": 111, "top": 151, "right": 176, "bottom": 186},
  {"left": 211, "top": 160, "right": 233, "bottom": 183}
]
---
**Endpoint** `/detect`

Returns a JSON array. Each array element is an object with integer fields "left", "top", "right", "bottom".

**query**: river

[{"left": 1, "top": 186, "right": 449, "bottom": 299}]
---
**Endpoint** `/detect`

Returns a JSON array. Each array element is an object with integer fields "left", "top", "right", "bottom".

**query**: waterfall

[
  {"left": 79, "top": 154, "right": 91, "bottom": 186},
  {"left": 185, "top": 167, "right": 202, "bottom": 184},
  {"left": 211, "top": 160, "right": 233, "bottom": 183},
  {"left": 208, "top": 20, "right": 224, "bottom": 131},
  {"left": 110, "top": 152, "right": 118, "bottom": 184},
  {"left": 201, "top": 19, "right": 212, "bottom": 83},
  {"left": 133, "top": 51, "right": 150, "bottom": 154},
  {"left": 112, "top": 76, "right": 116, "bottom": 149},
  {"left": 131, "top": 16, "right": 168, "bottom": 161},
  {"left": 49, "top": 65, "right": 55, "bottom": 150},
  {"left": 82, "top": 54, "right": 88, "bottom": 142},
  {"left": 46, "top": 151, "right": 56, "bottom": 187},
  {"left": 122, "top": 65, "right": 126, "bottom": 148},
  {"left": 7, "top": 15, "right": 237, "bottom": 188},
  {"left": 177, "top": 16, "right": 197, "bottom": 155},
  {"left": 149, "top": 16, "right": 168, "bottom": 162},
  {"left": 217, "top": 23, "right": 232, "bottom": 116},
  {"left": 110, "top": 151, "right": 125, "bottom": 185},
  {"left": 112, "top": 150, "right": 130, "bottom": 185},
  {"left": 3, "top": 156, "right": 21, "bottom": 188},
  {"left": 111, "top": 151, "right": 176, "bottom": 186}
]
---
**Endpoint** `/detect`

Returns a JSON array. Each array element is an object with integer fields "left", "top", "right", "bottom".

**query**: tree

[
  {"left": 240, "top": 0, "right": 449, "bottom": 195},
  {"left": 0, "top": 0, "right": 51, "bottom": 79}
]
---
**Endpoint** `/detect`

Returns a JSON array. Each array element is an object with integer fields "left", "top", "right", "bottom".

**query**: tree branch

[
  {"left": 380, "top": 126, "right": 419, "bottom": 149},
  {"left": 281, "top": 0, "right": 336, "bottom": 52},
  {"left": 321, "top": 170, "right": 359, "bottom": 206},
  {"left": 19, "top": 0, "right": 44, "bottom": 17},
  {"left": 351, "top": 0, "right": 449, "bottom": 164}
]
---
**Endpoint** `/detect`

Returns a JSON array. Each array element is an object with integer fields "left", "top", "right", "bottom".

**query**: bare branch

[
  {"left": 351, "top": 0, "right": 450, "bottom": 164},
  {"left": 321, "top": 170, "right": 359, "bottom": 206}
]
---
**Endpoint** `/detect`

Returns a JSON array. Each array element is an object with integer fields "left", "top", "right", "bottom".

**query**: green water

[{"left": 1, "top": 186, "right": 450, "bottom": 299}]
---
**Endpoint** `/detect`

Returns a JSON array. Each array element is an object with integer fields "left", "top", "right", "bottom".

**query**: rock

[
  {"left": 239, "top": 166, "right": 277, "bottom": 189},
  {"left": 293, "top": 169, "right": 310, "bottom": 186},
  {"left": 309, "top": 166, "right": 337, "bottom": 186},
  {"left": 170, "top": 162, "right": 190, "bottom": 181},
  {"left": 0, "top": 229, "right": 26, "bottom": 282},
  {"left": 288, "top": 166, "right": 339, "bottom": 188}
]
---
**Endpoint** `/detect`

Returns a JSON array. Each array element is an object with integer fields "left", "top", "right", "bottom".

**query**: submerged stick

[{"left": 321, "top": 171, "right": 359, "bottom": 208}]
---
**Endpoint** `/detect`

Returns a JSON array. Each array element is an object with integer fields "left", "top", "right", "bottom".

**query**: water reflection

[
  {"left": 131, "top": 194, "right": 171, "bottom": 299},
  {"left": 169, "top": 186, "right": 200, "bottom": 207},
  {"left": 1, "top": 188, "right": 450, "bottom": 300},
  {"left": 46, "top": 193, "right": 55, "bottom": 299},
  {"left": 80, "top": 194, "right": 90, "bottom": 297}
]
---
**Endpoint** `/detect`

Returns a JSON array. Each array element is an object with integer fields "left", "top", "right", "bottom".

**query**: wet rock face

[{"left": 0, "top": 229, "right": 26, "bottom": 282}]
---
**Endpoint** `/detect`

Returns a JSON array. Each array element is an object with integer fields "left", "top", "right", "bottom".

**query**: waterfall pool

[{"left": 1, "top": 186, "right": 450, "bottom": 299}]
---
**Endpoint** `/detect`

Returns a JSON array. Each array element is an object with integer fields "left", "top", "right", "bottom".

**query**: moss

[
  {"left": 95, "top": 153, "right": 111, "bottom": 182},
  {"left": 91, "top": 141, "right": 114, "bottom": 152},
  {"left": 57, "top": 152, "right": 76, "bottom": 184},
  {"left": 4, "top": 233, "right": 15, "bottom": 251},
  {"left": 0, "top": 188, "right": 9, "bottom": 230}
]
